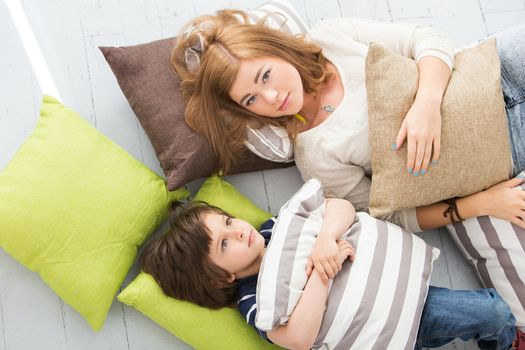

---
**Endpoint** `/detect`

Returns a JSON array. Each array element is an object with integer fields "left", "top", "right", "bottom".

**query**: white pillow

[
  {"left": 243, "top": 0, "right": 303, "bottom": 163},
  {"left": 256, "top": 179, "right": 440, "bottom": 349},
  {"left": 445, "top": 171, "right": 525, "bottom": 329}
]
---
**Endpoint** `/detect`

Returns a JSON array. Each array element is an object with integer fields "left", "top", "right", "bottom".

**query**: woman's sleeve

[
  {"left": 383, "top": 208, "right": 422, "bottom": 233},
  {"left": 316, "top": 17, "right": 455, "bottom": 70}
]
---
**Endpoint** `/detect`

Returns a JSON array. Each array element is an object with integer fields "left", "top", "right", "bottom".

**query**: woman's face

[{"left": 229, "top": 56, "right": 304, "bottom": 118}]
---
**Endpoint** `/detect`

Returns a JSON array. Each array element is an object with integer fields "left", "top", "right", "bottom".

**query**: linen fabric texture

[
  {"left": 366, "top": 38, "right": 512, "bottom": 218},
  {"left": 445, "top": 172, "right": 525, "bottom": 329},
  {"left": 118, "top": 176, "right": 278, "bottom": 349},
  {"left": 0, "top": 96, "right": 189, "bottom": 330},
  {"left": 99, "top": 0, "right": 305, "bottom": 189},
  {"left": 255, "top": 179, "right": 439, "bottom": 349}
]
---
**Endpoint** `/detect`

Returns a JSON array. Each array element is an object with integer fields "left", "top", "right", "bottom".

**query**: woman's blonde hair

[{"left": 172, "top": 10, "right": 330, "bottom": 172}]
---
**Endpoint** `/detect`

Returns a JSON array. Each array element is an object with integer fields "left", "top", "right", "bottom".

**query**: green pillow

[
  {"left": 193, "top": 174, "right": 272, "bottom": 228},
  {"left": 118, "top": 176, "right": 279, "bottom": 349},
  {"left": 119, "top": 272, "right": 280, "bottom": 350},
  {"left": 0, "top": 96, "right": 189, "bottom": 330}
]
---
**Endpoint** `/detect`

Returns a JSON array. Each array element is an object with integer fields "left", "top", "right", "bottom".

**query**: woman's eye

[
  {"left": 221, "top": 239, "right": 228, "bottom": 251},
  {"left": 262, "top": 69, "right": 270, "bottom": 83},
  {"left": 246, "top": 96, "right": 256, "bottom": 106}
]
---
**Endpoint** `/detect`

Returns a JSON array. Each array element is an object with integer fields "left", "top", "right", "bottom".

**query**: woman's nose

[{"left": 261, "top": 88, "right": 278, "bottom": 104}]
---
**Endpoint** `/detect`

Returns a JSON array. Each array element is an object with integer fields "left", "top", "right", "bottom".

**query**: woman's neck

[{"left": 297, "top": 62, "right": 341, "bottom": 131}]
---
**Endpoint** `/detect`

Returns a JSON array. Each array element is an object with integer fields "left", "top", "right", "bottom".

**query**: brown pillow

[
  {"left": 366, "top": 38, "right": 512, "bottom": 218},
  {"left": 99, "top": 0, "right": 308, "bottom": 189},
  {"left": 99, "top": 38, "right": 289, "bottom": 190}
]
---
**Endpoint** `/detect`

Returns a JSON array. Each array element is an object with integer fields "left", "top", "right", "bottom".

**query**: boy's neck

[{"left": 235, "top": 247, "right": 266, "bottom": 280}]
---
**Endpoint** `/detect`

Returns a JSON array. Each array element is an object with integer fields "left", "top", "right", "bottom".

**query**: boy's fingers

[
  {"left": 306, "top": 259, "right": 313, "bottom": 276},
  {"left": 315, "top": 264, "right": 329, "bottom": 285}
]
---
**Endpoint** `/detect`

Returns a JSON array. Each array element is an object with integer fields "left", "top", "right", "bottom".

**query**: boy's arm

[
  {"left": 307, "top": 198, "right": 356, "bottom": 284},
  {"left": 267, "top": 241, "right": 353, "bottom": 350}
]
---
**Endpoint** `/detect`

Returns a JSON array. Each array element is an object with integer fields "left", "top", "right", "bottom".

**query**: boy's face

[{"left": 203, "top": 212, "right": 266, "bottom": 281}]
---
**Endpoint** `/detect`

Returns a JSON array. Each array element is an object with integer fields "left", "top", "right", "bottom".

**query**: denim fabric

[
  {"left": 494, "top": 25, "right": 525, "bottom": 176},
  {"left": 415, "top": 287, "right": 515, "bottom": 350}
]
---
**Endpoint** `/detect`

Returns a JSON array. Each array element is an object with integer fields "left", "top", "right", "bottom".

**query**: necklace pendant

[{"left": 321, "top": 104, "right": 335, "bottom": 114}]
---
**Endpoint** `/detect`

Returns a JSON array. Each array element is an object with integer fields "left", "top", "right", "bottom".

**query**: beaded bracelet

[{"left": 443, "top": 198, "right": 464, "bottom": 223}]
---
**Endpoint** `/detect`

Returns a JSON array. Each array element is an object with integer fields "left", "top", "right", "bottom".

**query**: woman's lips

[
  {"left": 278, "top": 93, "right": 289, "bottom": 111},
  {"left": 248, "top": 231, "right": 253, "bottom": 247}
]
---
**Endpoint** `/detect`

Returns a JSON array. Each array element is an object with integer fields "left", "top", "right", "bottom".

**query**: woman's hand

[
  {"left": 394, "top": 96, "right": 442, "bottom": 177},
  {"left": 482, "top": 177, "right": 525, "bottom": 229}
]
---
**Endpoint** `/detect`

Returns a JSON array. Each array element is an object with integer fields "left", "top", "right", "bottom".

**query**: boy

[{"left": 141, "top": 200, "right": 519, "bottom": 350}]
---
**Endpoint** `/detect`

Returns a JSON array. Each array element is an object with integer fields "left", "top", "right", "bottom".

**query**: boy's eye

[
  {"left": 226, "top": 217, "right": 232, "bottom": 226},
  {"left": 221, "top": 239, "right": 228, "bottom": 251},
  {"left": 262, "top": 69, "right": 270, "bottom": 83},
  {"left": 246, "top": 96, "right": 256, "bottom": 106}
]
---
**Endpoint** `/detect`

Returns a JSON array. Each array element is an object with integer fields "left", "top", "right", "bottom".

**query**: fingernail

[
  {"left": 391, "top": 143, "right": 397, "bottom": 150},
  {"left": 414, "top": 171, "right": 419, "bottom": 177},
  {"left": 408, "top": 168, "right": 413, "bottom": 174},
  {"left": 421, "top": 169, "right": 426, "bottom": 175}
]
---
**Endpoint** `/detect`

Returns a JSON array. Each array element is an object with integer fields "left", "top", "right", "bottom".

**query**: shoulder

[{"left": 259, "top": 217, "right": 276, "bottom": 233}]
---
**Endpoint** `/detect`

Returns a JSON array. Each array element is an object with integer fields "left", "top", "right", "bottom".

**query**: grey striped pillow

[
  {"left": 243, "top": 0, "right": 304, "bottom": 163},
  {"left": 256, "top": 179, "right": 439, "bottom": 349},
  {"left": 445, "top": 171, "right": 525, "bottom": 329}
]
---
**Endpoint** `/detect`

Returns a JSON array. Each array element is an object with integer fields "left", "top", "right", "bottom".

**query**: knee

[{"left": 485, "top": 289, "right": 515, "bottom": 331}]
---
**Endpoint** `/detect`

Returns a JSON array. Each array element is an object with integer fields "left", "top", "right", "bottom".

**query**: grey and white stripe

[
  {"left": 256, "top": 179, "right": 439, "bottom": 349},
  {"left": 245, "top": 125, "right": 294, "bottom": 163},
  {"left": 447, "top": 214, "right": 525, "bottom": 327}
]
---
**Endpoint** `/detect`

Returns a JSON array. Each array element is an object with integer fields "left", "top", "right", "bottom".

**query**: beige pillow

[{"left": 366, "top": 38, "right": 512, "bottom": 218}]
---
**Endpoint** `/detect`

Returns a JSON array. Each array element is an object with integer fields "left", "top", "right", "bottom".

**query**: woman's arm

[
  {"left": 417, "top": 177, "right": 525, "bottom": 230},
  {"left": 267, "top": 241, "right": 354, "bottom": 350},
  {"left": 393, "top": 56, "right": 451, "bottom": 175}
]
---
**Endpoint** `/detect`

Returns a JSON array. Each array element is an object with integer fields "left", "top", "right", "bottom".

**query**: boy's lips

[
  {"left": 248, "top": 230, "right": 253, "bottom": 247},
  {"left": 278, "top": 93, "right": 289, "bottom": 111}
]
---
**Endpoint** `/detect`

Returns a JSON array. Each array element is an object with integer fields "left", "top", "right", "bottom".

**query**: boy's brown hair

[{"left": 140, "top": 201, "right": 238, "bottom": 309}]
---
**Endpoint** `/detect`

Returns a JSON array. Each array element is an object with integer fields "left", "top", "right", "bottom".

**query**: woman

[{"left": 171, "top": 10, "right": 525, "bottom": 233}]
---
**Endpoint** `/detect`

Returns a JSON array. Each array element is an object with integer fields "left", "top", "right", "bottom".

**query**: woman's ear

[{"left": 227, "top": 273, "right": 236, "bottom": 283}]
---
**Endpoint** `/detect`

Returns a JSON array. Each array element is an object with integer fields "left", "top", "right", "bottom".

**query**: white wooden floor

[{"left": 1, "top": 0, "right": 524, "bottom": 349}]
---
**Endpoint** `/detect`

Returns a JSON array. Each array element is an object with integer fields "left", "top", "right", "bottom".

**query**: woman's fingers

[
  {"left": 394, "top": 120, "right": 407, "bottom": 150},
  {"left": 510, "top": 216, "right": 525, "bottom": 230},
  {"left": 432, "top": 136, "right": 441, "bottom": 165},
  {"left": 420, "top": 139, "right": 433, "bottom": 174},
  {"left": 406, "top": 135, "right": 416, "bottom": 175},
  {"left": 412, "top": 140, "right": 426, "bottom": 176}
]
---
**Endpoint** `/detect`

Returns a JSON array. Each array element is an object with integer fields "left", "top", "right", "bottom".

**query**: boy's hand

[
  {"left": 337, "top": 240, "right": 355, "bottom": 265},
  {"left": 306, "top": 235, "right": 339, "bottom": 285}
]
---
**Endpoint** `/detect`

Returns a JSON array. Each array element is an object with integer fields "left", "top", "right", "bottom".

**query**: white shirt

[{"left": 294, "top": 18, "right": 454, "bottom": 232}]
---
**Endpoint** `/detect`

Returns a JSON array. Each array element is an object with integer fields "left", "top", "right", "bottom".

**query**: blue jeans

[
  {"left": 415, "top": 287, "right": 516, "bottom": 350},
  {"left": 494, "top": 25, "right": 525, "bottom": 176}
]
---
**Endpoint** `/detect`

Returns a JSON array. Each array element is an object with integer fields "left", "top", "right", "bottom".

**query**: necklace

[
  {"left": 295, "top": 89, "right": 335, "bottom": 123},
  {"left": 320, "top": 91, "right": 335, "bottom": 114}
]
